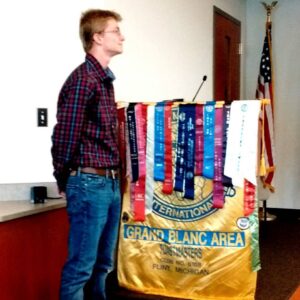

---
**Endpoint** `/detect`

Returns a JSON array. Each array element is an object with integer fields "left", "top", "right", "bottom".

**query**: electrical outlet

[{"left": 37, "top": 108, "right": 48, "bottom": 127}]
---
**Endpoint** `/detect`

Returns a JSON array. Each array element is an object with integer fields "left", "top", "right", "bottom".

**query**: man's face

[{"left": 101, "top": 18, "right": 125, "bottom": 57}]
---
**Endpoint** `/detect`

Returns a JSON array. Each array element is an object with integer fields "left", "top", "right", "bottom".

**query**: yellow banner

[
  {"left": 117, "top": 103, "right": 258, "bottom": 299},
  {"left": 118, "top": 179, "right": 257, "bottom": 299}
]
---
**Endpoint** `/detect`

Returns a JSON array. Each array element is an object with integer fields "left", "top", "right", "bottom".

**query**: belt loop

[
  {"left": 77, "top": 167, "right": 81, "bottom": 176},
  {"left": 111, "top": 170, "right": 116, "bottom": 180},
  {"left": 106, "top": 169, "right": 109, "bottom": 178}
]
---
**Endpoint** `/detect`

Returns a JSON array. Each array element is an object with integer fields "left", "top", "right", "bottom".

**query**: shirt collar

[{"left": 85, "top": 53, "right": 116, "bottom": 82}]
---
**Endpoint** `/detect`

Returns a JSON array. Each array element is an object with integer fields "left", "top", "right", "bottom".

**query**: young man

[{"left": 51, "top": 9, "right": 125, "bottom": 300}]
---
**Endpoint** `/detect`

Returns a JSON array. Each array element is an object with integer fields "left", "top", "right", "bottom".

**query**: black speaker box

[{"left": 31, "top": 186, "right": 47, "bottom": 203}]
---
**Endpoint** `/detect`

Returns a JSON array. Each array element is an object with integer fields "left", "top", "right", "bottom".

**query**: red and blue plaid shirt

[{"left": 51, "top": 54, "right": 120, "bottom": 191}]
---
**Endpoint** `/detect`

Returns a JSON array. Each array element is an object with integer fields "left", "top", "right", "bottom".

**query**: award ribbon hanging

[
  {"left": 212, "top": 104, "right": 224, "bottom": 208},
  {"left": 126, "top": 103, "right": 139, "bottom": 182},
  {"left": 135, "top": 104, "right": 147, "bottom": 178},
  {"left": 154, "top": 102, "right": 165, "bottom": 181},
  {"left": 133, "top": 104, "right": 148, "bottom": 221},
  {"left": 117, "top": 107, "right": 127, "bottom": 194},
  {"left": 195, "top": 104, "right": 204, "bottom": 176},
  {"left": 174, "top": 104, "right": 186, "bottom": 192},
  {"left": 145, "top": 105, "right": 155, "bottom": 213},
  {"left": 244, "top": 179, "right": 256, "bottom": 216},
  {"left": 224, "top": 101, "right": 260, "bottom": 216},
  {"left": 171, "top": 105, "right": 179, "bottom": 180},
  {"left": 124, "top": 109, "right": 134, "bottom": 210},
  {"left": 222, "top": 105, "right": 233, "bottom": 187},
  {"left": 183, "top": 104, "right": 196, "bottom": 200},
  {"left": 241, "top": 101, "right": 261, "bottom": 185},
  {"left": 203, "top": 102, "right": 216, "bottom": 179},
  {"left": 241, "top": 101, "right": 260, "bottom": 216},
  {"left": 224, "top": 102, "right": 244, "bottom": 187},
  {"left": 162, "top": 102, "right": 173, "bottom": 194}
]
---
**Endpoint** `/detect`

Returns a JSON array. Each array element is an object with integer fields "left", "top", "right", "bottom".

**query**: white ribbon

[
  {"left": 145, "top": 105, "right": 155, "bottom": 214},
  {"left": 224, "top": 100, "right": 260, "bottom": 187}
]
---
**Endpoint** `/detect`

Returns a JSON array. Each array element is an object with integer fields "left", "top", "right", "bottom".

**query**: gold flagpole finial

[{"left": 261, "top": 1, "right": 278, "bottom": 22}]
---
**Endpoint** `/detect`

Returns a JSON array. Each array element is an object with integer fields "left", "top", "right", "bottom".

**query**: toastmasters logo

[{"left": 152, "top": 177, "right": 236, "bottom": 222}]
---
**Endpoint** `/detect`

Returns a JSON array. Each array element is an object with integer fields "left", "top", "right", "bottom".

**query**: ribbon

[
  {"left": 174, "top": 104, "right": 186, "bottom": 192},
  {"left": 117, "top": 107, "right": 127, "bottom": 194},
  {"left": 171, "top": 105, "right": 179, "bottom": 185},
  {"left": 124, "top": 110, "right": 134, "bottom": 210},
  {"left": 203, "top": 102, "right": 216, "bottom": 179},
  {"left": 183, "top": 104, "right": 196, "bottom": 200},
  {"left": 145, "top": 105, "right": 155, "bottom": 213},
  {"left": 195, "top": 104, "right": 204, "bottom": 176},
  {"left": 224, "top": 101, "right": 261, "bottom": 187},
  {"left": 133, "top": 104, "right": 148, "bottom": 221},
  {"left": 126, "top": 103, "right": 139, "bottom": 182},
  {"left": 154, "top": 102, "right": 165, "bottom": 181},
  {"left": 222, "top": 105, "right": 233, "bottom": 187},
  {"left": 135, "top": 104, "right": 147, "bottom": 178},
  {"left": 244, "top": 179, "right": 256, "bottom": 216},
  {"left": 212, "top": 105, "right": 224, "bottom": 208},
  {"left": 162, "top": 102, "right": 173, "bottom": 194}
]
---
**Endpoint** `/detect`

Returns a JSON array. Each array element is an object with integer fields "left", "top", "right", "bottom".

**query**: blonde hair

[{"left": 80, "top": 9, "right": 122, "bottom": 52}]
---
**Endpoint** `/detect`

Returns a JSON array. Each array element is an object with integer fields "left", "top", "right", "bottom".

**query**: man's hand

[{"left": 60, "top": 192, "right": 66, "bottom": 199}]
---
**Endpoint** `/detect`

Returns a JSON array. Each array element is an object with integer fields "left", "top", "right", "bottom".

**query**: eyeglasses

[{"left": 101, "top": 28, "right": 122, "bottom": 36}]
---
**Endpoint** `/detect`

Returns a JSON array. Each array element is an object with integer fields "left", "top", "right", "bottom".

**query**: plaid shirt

[{"left": 51, "top": 54, "right": 120, "bottom": 191}]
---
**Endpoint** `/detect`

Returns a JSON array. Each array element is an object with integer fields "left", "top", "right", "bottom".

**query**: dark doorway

[{"left": 214, "top": 7, "right": 241, "bottom": 103}]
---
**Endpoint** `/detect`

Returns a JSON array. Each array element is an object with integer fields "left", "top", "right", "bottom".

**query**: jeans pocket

[{"left": 66, "top": 177, "right": 83, "bottom": 214}]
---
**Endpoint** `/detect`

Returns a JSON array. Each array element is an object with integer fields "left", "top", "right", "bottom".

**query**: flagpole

[
  {"left": 259, "top": 1, "right": 278, "bottom": 222},
  {"left": 261, "top": 1, "right": 278, "bottom": 23},
  {"left": 261, "top": 1, "right": 277, "bottom": 111}
]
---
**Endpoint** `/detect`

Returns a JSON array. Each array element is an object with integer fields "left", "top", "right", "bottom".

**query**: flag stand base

[{"left": 259, "top": 199, "right": 277, "bottom": 221}]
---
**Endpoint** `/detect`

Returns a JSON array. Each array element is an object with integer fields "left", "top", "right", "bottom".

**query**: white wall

[
  {"left": 0, "top": 0, "right": 246, "bottom": 188},
  {"left": 245, "top": 0, "right": 300, "bottom": 209},
  {"left": 109, "top": 0, "right": 246, "bottom": 102},
  {"left": 0, "top": 0, "right": 104, "bottom": 184}
]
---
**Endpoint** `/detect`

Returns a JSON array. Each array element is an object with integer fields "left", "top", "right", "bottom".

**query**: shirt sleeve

[{"left": 51, "top": 78, "right": 93, "bottom": 192}]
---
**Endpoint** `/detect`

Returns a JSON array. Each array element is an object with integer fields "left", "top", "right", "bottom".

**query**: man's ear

[{"left": 93, "top": 32, "right": 103, "bottom": 45}]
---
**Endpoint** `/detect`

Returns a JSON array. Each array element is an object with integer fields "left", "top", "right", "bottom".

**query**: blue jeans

[{"left": 60, "top": 171, "right": 121, "bottom": 300}]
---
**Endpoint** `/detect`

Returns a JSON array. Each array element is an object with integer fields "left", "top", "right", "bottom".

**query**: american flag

[{"left": 256, "top": 22, "right": 275, "bottom": 192}]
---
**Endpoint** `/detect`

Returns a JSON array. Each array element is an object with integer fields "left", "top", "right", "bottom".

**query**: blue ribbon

[
  {"left": 174, "top": 105, "right": 186, "bottom": 192},
  {"left": 154, "top": 102, "right": 165, "bottom": 181},
  {"left": 183, "top": 104, "right": 196, "bottom": 200},
  {"left": 203, "top": 102, "right": 215, "bottom": 179}
]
